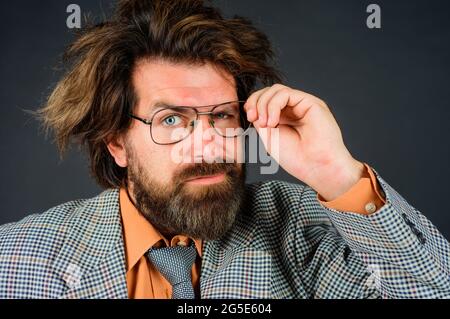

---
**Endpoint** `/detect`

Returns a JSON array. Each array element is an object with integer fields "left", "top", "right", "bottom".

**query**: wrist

[{"left": 312, "top": 158, "right": 365, "bottom": 202}]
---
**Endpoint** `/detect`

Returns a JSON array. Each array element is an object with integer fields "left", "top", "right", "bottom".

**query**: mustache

[{"left": 174, "top": 162, "right": 240, "bottom": 183}]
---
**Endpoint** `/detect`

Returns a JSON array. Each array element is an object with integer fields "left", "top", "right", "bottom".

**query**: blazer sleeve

[{"left": 310, "top": 167, "right": 450, "bottom": 298}]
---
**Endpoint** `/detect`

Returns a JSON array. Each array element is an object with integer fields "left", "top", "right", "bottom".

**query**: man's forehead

[
  {"left": 132, "top": 60, "right": 237, "bottom": 107},
  {"left": 150, "top": 85, "right": 232, "bottom": 94},
  {"left": 133, "top": 59, "right": 236, "bottom": 90},
  {"left": 147, "top": 86, "right": 236, "bottom": 104}
]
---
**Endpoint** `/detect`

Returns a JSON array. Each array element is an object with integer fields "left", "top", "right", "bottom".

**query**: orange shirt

[
  {"left": 319, "top": 163, "right": 386, "bottom": 214},
  {"left": 120, "top": 162, "right": 385, "bottom": 299}
]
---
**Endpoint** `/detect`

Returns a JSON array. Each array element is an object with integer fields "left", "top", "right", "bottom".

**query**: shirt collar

[{"left": 119, "top": 188, "right": 203, "bottom": 272}]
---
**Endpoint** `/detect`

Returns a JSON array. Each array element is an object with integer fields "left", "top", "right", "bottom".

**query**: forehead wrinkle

[{"left": 149, "top": 85, "right": 237, "bottom": 105}]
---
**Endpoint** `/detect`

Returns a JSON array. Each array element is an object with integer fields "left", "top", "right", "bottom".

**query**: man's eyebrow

[
  {"left": 151, "top": 101, "right": 176, "bottom": 108},
  {"left": 147, "top": 101, "right": 176, "bottom": 116}
]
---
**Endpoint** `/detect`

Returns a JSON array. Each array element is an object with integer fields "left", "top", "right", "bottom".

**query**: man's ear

[{"left": 106, "top": 134, "right": 128, "bottom": 168}]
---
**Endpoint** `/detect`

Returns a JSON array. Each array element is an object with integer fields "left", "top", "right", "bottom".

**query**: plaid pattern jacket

[{"left": 0, "top": 169, "right": 449, "bottom": 299}]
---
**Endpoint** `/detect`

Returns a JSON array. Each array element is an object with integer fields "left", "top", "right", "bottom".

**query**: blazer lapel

[
  {"left": 200, "top": 211, "right": 272, "bottom": 299},
  {"left": 52, "top": 189, "right": 128, "bottom": 299}
]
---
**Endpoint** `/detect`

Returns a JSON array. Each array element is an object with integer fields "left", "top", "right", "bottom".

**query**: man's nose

[
  {"left": 189, "top": 114, "right": 220, "bottom": 162},
  {"left": 191, "top": 114, "right": 215, "bottom": 140}
]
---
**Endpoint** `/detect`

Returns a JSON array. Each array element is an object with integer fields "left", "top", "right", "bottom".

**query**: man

[{"left": 0, "top": 0, "right": 449, "bottom": 299}]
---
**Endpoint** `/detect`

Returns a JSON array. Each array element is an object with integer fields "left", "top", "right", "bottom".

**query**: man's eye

[
  {"left": 214, "top": 112, "right": 231, "bottom": 119},
  {"left": 162, "top": 115, "right": 182, "bottom": 126}
]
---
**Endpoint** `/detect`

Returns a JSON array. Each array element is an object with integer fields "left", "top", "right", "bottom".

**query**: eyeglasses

[{"left": 129, "top": 101, "right": 252, "bottom": 145}]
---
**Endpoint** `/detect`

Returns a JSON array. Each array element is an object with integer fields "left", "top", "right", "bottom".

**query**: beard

[{"left": 125, "top": 150, "right": 246, "bottom": 240}]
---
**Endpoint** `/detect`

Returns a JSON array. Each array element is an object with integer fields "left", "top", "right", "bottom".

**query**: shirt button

[{"left": 365, "top": 202, "right": 377, "bottom": 214}]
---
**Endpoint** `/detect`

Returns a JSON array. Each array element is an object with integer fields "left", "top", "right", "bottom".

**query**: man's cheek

[{"left": 170, "top": 142, "right": 187, "bottom": 164}]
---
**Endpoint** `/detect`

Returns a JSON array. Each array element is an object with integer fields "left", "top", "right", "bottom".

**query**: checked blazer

[{"left": 0, "top": 168, "right": 449, "bottom": 299}]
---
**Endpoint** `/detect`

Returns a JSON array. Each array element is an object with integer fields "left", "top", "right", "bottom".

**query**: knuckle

[
  {"left": 257, "top": 103, "right": 266, "bottom": 112},
  {"left": 317, "top": 98, "right": 328, "bottom": 109},
  {"left": 278, "top": 88, "right": 291, "bottom": 96},
  {"left": 272, "top": 83, "right": 285, "bottom": 89}
]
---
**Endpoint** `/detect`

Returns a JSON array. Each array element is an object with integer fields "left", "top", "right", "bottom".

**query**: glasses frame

[{"left": 128, "top": 100, "right": 252, "bottom": 145}]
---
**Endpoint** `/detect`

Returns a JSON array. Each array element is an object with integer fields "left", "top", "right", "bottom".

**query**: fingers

[
  {"left": 244, "top": 87, "right": 269, "bottom": 123},
  {"left": 244, "top": 84, "right": 293, "bottom": 128},
  {"left": 244, "top": 84, "right": 326, "bottom": 128},
  {"left": 256, "top": 86, "right": 287, "bottom": 128},
  {"left": 266, "top": 88, "right": 290, "bottom": 127},
  {"left": 244, "top": 85, "right": 285, "bottom": 128}
]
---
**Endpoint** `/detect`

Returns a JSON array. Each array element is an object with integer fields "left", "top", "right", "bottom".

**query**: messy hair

[{"left": 37, "top": 0, "right": 282, "bottom": 188}]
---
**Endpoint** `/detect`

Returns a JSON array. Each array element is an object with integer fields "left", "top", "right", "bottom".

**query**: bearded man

[{"left": 0, "top": 0, "right": 449, "bottom": 299}]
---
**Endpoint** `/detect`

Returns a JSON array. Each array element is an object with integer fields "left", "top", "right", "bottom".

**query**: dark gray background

[{"left": 1, "top": 1, "right": 449, "bottom": 239}]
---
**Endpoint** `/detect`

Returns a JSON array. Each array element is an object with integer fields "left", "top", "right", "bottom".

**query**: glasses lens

[
  {"left": 212, "top": 102, "right": 251, "bottom": 138},
  {"left": 150, "top": 102, "right": 251, "bottom": 144},
  {"left": 151, "top": 107, "right": 197, "bottom": 144}
]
